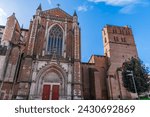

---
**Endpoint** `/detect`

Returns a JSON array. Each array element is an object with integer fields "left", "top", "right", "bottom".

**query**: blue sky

[{"left": 0, "top": 0, "right": 150, "bottom": 68}]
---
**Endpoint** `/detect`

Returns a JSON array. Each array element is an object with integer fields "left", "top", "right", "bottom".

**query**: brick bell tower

[
  {"left": 16, "top": 4, "right": 82, "bottom": 100},
  {"left": 102, "top": 25, "right": 138, "bottom": 99}
]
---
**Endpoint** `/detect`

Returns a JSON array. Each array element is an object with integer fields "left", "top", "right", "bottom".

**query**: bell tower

[{"left": 102, "top": 25, "right": 138, "bottom": 99}]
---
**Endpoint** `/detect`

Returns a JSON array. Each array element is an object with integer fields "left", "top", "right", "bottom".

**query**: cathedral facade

[{"left": 0, "top": 5, "right": 138, "bottom": 100}]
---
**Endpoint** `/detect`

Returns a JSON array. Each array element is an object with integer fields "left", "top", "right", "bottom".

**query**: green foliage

[
  {"left": 140, "top": 97, "right": 150, "bottom": 100},
  {"left": 122, "top": 57, "right": 150, "bottom": 95}
]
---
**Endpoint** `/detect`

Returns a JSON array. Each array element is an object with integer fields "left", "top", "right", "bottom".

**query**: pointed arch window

[{"left": 47, "top": 25, "right": 63, "bottom": 56}]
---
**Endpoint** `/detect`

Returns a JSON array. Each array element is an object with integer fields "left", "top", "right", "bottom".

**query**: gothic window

[
  {"left": 120, "top": 29, "right": 124, "bottom": 35},
  {"left": 113, "top": 29, "right": 117, "bottom": 33},
  {"left": 121, "top": 37, "right": 126, "bottom": 42},
  {"left": 47, "top": 25, "right": 63, "bottom": 56},
  {"left": 114, "top": 36, "right": 119, "bottom": 42}
]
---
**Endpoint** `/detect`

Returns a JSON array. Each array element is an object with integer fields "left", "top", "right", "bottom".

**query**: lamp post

[{"left": 126, "top": 70, "right": 139, "bottom": 99}]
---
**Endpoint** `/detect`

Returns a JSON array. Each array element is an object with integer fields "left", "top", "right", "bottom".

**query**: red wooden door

[
  {"left": 42, "top": 85, "right": 51, "bottom": 100},
  {"left": 52, "top": 85, "right": 59, "bottom": 100}
]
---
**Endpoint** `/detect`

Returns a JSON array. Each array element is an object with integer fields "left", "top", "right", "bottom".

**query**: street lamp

[{"left": 126, "top": 70, "right": 139, "bottom": 99}]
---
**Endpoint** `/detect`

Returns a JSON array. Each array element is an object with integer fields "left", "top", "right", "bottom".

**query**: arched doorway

[
  {"left": 42, "top": 72, "right": 61, "bottom": 100},
  {"left": 34, "top": 64, "right": 67, "bottom": 100}
]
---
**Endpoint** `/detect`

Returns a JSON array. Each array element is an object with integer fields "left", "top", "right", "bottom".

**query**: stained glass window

[{"left": 47, "top": 25, "right": 63, "bottom": 56}]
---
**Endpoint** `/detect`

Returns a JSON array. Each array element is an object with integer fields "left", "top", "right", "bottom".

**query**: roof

[
  {"left": 104, "top": 24, "right": 131, "bottom": 29},
  {"left": 42, "top": 7, "right": 73, "bottom": 19},
  {"left": 88, "top": 54, "right": 106, "bottom": 63}
]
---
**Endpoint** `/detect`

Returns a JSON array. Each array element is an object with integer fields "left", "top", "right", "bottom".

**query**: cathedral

[{"left": 0, "top": 5, "right": 138, "bottom": 100}]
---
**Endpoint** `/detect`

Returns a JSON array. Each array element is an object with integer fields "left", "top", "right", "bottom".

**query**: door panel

[
  {"left": 52, "top": 85, "right": 59, "bottom": 100},
  {"left": 42, "top": 85, "right": 51, "bottom": 100}
]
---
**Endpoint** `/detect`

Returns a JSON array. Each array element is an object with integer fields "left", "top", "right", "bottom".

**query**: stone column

[
  {"left": 67, "top": 63, "right": 72, "bottom": 99},
  {"left": 63, "top": 18, "right": 67, "bottom": 58},
  {"left": 72, "top": 16, "right": 82, "bottom": 99},
  {"left": 29, "top": 61, "right": 38, "bottom": 99}
]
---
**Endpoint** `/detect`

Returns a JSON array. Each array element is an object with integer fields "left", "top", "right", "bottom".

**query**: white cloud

[
  {"left": 78, "top": 5, "right": 88, "bottom": 12},
  {"left": 88, "top": 0, "right": 148, "bottom": 14},
  {"left": 88, "top": 0, "right": 140, "bottom": 6},
  {"left": 47, "top": 0, "right": 52, "bottom": 5},
  {"left": 119, "top": 4, "right": 135, "bottom": 14},
  {"left": 0, "top": 8, "right": 7, "bottom": 16},
  {"left": 0, "top": 8, "right": 7, "bottom": 25}
]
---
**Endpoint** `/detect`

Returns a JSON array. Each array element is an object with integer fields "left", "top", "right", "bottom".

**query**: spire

[
  {"left": 37, "top": 3, "right": 42, "bottom": 10},
  {"left": 36, "top": 4, "right": 42, "bottom": 15},
  {"left": 73, "top": 10, "right": 77, "bottom": 17},
  {"left": 73, "top": 10, "right": 78, "bottom": 23}
]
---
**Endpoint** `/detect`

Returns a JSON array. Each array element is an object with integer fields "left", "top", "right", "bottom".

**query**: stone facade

[
  {"left": 82, "top": 55, "right": 108, "bottom": 100},
  {"left": 102, "top": 25, "right": 138, "bottom": 99},
  {"left": 0, "top": 5, "right": 139, "bottom": 100}
]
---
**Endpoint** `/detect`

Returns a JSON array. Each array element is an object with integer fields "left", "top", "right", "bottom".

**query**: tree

[{"left": 122, "top": 57, "right": 150, "bottom": 95}]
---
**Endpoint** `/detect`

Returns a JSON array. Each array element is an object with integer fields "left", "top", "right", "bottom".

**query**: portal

[{"left": 42, "top": 84, "right": 60, "bottom": 100}]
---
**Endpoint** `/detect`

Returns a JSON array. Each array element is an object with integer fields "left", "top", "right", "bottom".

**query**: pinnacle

[
  {"left": 37, "top": 3, "right": 42, "bottom": 10},
  {"left": 73, "top": 10, "right": 77, "bottom": 16}
]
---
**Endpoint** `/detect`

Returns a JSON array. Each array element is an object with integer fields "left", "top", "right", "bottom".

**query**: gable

[{"left": 42, "top": 8, "right": 72, "bottom": 19}]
